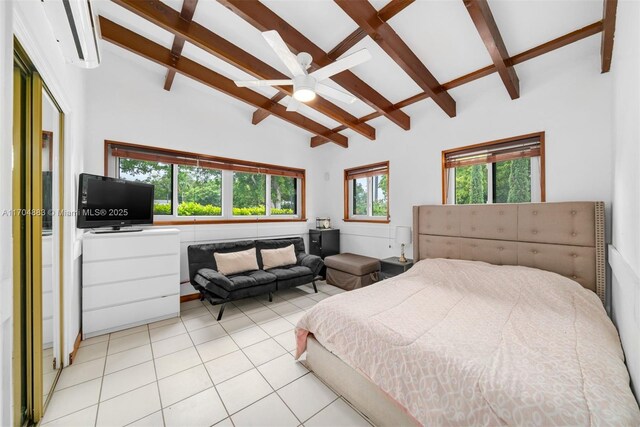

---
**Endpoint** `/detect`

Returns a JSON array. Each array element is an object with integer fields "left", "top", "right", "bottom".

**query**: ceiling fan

[{"left": 234, "top": 30, "right": 372, "bottom": 112}]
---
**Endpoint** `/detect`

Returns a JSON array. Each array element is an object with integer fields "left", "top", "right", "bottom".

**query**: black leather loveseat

[{"left": 188, "top": 237, "right": 323, "bottom": 320}]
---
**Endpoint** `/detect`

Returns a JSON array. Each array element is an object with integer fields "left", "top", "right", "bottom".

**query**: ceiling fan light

[{"left": 293, "top": 88, "right": 316, "bottom": 102}]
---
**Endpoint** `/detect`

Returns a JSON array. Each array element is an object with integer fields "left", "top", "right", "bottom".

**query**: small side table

[{"left": 379, "top": 257, "right": 413, "bottom": 280}]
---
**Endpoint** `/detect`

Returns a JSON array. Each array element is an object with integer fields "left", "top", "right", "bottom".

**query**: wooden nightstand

[{"left": 379, "top": 257, "right": 413, "bottom": 280}]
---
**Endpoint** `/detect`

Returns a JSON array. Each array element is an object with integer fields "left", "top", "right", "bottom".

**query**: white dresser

[{"left": 82, "top": 228, "right": 180, "bottom": 339}]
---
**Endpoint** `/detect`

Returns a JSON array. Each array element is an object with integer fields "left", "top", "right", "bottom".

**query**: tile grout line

[
  {"left": 223, "top": 296, "right": 308, "bottom": 424},
  {"left": 44, "top": 283, "right": 337, "bottom": 426},
  {"left": 93, "top": 326, "right": 114, "bottom": 427},
  {"left": 147, "top": 319, "right": 167, "bottom": 427},
  {"left": 224, "top": 299, "right": 289, "bottom": 417},
  {"left": 182, "top": 301, "right": 234, "bottom": 426}
]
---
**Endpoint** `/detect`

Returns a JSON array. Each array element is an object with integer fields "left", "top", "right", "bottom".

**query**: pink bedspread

[{"left": 296, "top": 258, "right": 640, "bottom": 426}]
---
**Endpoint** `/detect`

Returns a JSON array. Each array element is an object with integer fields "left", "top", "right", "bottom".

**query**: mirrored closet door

[
  {"left": 40, "top": 89, "right": 63, "bottom": 407},
  {"left": 13, "top": 41, "right": 65, "bottom": 425}
]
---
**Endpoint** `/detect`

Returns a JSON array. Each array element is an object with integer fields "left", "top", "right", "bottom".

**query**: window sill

[
  {"left": 153, "top": 218, "right": 308, "bottom": 226},
  {"left": 343, "top": 218, "right": 390, "bottom": 224}
]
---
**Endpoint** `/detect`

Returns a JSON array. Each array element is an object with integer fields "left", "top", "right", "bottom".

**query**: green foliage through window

[
  {"left": 117, "top": 156, "right": 299, "bottom": 218},
  {"left": 271, "top": 176, "right": 297, "bottom": 215},
  {"left": 118, "top": 158, "right": 172, "bottom": 215},
  {"left": 178, "top": 165, "right": 222, "bottom": 216},
  {"left": 233, "top": 172, "right": 266, "bottom": 216},
  {"left": 351, "top": 174, "right": 388, "bottom": 217},
  {"left": 455, "top": 164, "right": 487, "bottom": 204},
  {"left": 494, "top": 158, "right": 531, "bottom": 203},
  {"left": 455, "top": 159, "right": 531, "bottom": 204},
  {"left": 372, "top": 174, "right": 387, "bottom": 217},
  {"left": 353, "top": 178, "right": 368, "bottom": 216}
]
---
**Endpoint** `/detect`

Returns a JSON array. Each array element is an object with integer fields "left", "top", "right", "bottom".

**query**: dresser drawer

[
  {"left": 83, "top": 274, "right": 180, "bottom": 311},
  {"left": 83, "top": 254, "right": 179, "bottom": 286},
  {"left": 83, "top": 233, "right": 179, "bottom": 262},
  {"left": 83, "top": 295, "right": 179, "bottom": 338}
]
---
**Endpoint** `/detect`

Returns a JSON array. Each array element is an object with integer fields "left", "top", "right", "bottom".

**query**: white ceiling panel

[
  {"left": 369, "top": 0, "right": 392, "bottom": 11},
  {"left": 261, "top": 0, "right": 358, "bottom": 53},
  {"left": 389, "top": 0, "right": 493, "bottom": 84},
  {"left": 337, "top": 36, "right": 423, "bottom": 104},
  {"left": 490, "top": 0, "right": 602, "bottom": 55},
  {"left": 160, "top": 0, "right": 183, "bottom": 13},
  {"left": 99, "top": 41, "right": 168, "bottom": 78},
  {"left": 94, "top": 0, "right": 608, "bottom": 135},
  {"left": 188, "top": 0, "right": 296, "bottom": 79},
  {"left": 92, "top": 0, "right": 175, "bottom": 48},
  {"left": 181, "top": 42, "right": 280, "bottom": 99}
]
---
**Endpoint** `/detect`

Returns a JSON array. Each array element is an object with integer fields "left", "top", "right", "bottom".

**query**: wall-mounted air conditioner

[{"left": 42, "top": 0, "right": 100, "bottom": 69}]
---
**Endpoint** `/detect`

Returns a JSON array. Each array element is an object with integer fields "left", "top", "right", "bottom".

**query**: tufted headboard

[{"left": 412, "top": 202, "right": 606, "bottom": 304}]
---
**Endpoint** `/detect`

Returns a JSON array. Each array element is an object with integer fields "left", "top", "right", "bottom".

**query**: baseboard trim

[
  {"left": 180, "top": 293, "right": 201, "bottom": 303},
  {"left": 69, "top": 330, "right": 81, "bottom": 365}
]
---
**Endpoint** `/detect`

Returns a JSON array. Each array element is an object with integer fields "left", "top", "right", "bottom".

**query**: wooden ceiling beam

[
  {"left": 113, "top": 0, "right": 374, "bottom": 142},
  {"left": 217, "top": 0, "right": 411, "bottom": 131},
  {"left": 463, "top": 0, "right": 519, "bottom": 99},
  {"left": 164, "top": 0, "right": 198, "bottom": 91},
  {"left": 252, "top": 0, "right": 415, "bottom": 126},
  {"left": 99, "top": 16, "right": 349, "bottom": 148},
  {"left": 601, "top": 0, "right": 617, "bottom": 72},
  {"left": 310, "top": 21, "right": 603, "bottom": 147},
  {"left": 328, "top": 0, "right": 415, "bottom": 61},
  {"left": 252, "top": 93, "right": 285, "bottom": 124},
  {"left": 335, "top": 0, "right": 456, "bottom": 118}
]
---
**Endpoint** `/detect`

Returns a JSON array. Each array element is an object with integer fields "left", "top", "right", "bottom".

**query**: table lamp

[{"left": 395, "top": 226, "right": 411, "bottom": 263}]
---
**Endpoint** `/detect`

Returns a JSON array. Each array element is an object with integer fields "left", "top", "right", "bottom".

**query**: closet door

[
  {"left": 40, "top": 85, "right": 64, "bottom": 416},
  {"left": 13, "top": 42, "right": 65, "bottom": 425}
]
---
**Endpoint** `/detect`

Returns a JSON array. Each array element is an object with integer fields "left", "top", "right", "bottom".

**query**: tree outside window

[
  {"left": 118, "top": 158, "right": 172, "bottom": 215},
  {"left": 455, "top": 164, "right": 487, "bottom": 204},
  {"left": 233, "top": 172, "right": 266, "bottom": 216},
  {"left": 270, "top": 176, "right": 297, "bottom": 215},
  {"left": 352, "top": 177, "right": 368, "bottom": 216},
  {"left": 177, "top": 165, "right": 222, "bottom": 216}
]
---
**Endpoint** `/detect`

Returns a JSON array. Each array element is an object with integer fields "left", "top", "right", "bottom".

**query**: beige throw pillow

[
  {"left": 261, "top": 245, "right": 297, "bottom": 270},
  {"left": 214, "top": 248, "right": 259, "bottom": 276}
]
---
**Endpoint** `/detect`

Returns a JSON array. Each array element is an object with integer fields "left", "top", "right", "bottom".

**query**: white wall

[
  {"left": 0, "top": 2, "right": 14, "bottom": 425},
  {"left": 315, "top": 35, "right": 613, "bottom": 262},
  {"left": 83, "top": 46, "right": 329, "bottom": 295},
  {"left": 610, "top": 0, "right": 640, "bottom": 398}
]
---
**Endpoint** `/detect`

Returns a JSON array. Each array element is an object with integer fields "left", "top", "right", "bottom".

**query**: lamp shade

[{"left": 395, "top": 226, "right": 411, "bottom": 245}]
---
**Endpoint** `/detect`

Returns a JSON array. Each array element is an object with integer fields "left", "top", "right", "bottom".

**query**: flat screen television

[{"left": 77, "top": 173, "right": 154, "bottom": 230}]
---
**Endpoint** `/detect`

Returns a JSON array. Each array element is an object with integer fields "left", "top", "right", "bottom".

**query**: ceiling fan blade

[
  {"left": 286, "top": 98, "right": 301, "bottom": 112},
  {"left": 234, "top": 79, "right": 293, "bottom": 88},
  {"left": 310, "top": 49, "right": 372, "bottom": 81},
  {"left": 316, "top": 84, "right": 357, "bottom": 104},
  {"left": 262, "top": 30, "right": 305, "bottom": 77}
]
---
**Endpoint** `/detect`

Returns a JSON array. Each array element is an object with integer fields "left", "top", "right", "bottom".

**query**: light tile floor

[{"left": 41, "top": 282, "right": 373, "bottom": 427}]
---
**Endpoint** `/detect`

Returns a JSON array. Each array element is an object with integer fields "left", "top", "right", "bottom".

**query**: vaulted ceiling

[{"left": 91, "top": 0, "right": 617, "bottom": 149}]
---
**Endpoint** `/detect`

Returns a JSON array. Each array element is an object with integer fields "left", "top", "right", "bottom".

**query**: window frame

[
  {"left": 442, "top": 132, "right": 545, "bottom": 205},
  {"left": 343, "top": 161, "right": 390, "bottom": 223},
  {"left": 105, "top": 140, "right": 306, "bottom": 224}
]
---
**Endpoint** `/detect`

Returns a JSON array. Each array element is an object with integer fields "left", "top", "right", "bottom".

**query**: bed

[{"left": 295, "top": 202, "right": 640, "bottom": 426}]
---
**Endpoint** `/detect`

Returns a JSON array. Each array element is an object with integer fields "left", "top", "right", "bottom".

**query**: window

[
  {"left": 106, "top": 141, "right": 305, "bottom": 223},
  {"left": 271, "top": 176, "right": 297, "bottom": 216},
  {"left": 454, "top": 164, "right": 487, "bottom": 204},
  {"left": 442, "top": 132, "right": 544, "bottom": 205},
  {"left": 177, "top": 165, "right": 222, "bottom": 216},
  {"left": 344, "top": 161, "right": 389, "bottom": 222},
  {"left": 118, "top": 158, "right": 173, "bottom": 215},
  {"left": 233, "top": 172, "right": 266, "bottom": 216}
]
